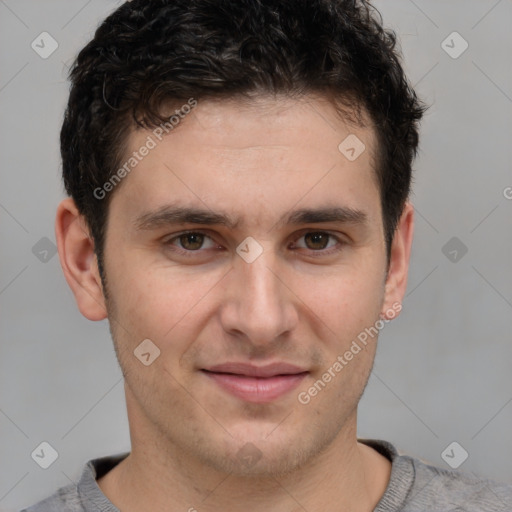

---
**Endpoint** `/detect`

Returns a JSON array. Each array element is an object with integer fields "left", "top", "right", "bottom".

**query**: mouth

[{"left": 201, "top": 362, "right": 309, "bottom": 403}]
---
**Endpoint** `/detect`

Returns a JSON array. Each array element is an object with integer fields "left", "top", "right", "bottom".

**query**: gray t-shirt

[{"left": 21, "top": 439, "right": 512, "bottom": 511}]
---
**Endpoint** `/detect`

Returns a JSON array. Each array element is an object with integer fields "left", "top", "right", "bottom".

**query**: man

[{"left": 23, "top": 0, "right": 511, "bottom": 511}]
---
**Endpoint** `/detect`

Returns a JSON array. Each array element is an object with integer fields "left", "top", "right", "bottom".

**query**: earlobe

[
  {"left": 381, "top": 202, "right": 414, "bottom": 319},
  {"left": 55, "top": 198, "right": 108, "bottom": 321}
]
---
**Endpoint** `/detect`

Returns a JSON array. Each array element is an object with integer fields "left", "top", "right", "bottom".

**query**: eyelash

[{"left": 162, "top": 230, "right": 346, "bottom": 258}]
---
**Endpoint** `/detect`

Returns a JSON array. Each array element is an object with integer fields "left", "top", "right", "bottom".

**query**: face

[{"left": 78, "top": 95, "right": 410, "bottom": 477}]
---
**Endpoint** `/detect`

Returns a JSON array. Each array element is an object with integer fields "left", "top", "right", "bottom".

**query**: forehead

[
  {"left": 109, "top": 95, "right": 381, "bottom": 231},
  {"left": 151, "top": 94, "right": 375, "bottom": 154}
]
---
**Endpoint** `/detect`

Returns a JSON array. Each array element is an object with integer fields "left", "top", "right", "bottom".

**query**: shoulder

[
  {"left": 361, "top": 439, "right": 512, "bottom": 512},
  {"left": 20, "top": 483, "right": 82, "bottom": 512},
  {"left": 20, "top": 452, "right": 129, "bottom": 512},
  {"left": 404, "top": 451, "right": 512, "bottom": 511}
]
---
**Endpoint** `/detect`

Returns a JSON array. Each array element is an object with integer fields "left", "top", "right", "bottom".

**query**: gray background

[{"left": 1, "top": 1, "right": 511, "bottom": 510}]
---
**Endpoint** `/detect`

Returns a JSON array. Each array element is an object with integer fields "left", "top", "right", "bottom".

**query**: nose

[{"left": 219, "top": 248, "right": 299, "bottom": 349}]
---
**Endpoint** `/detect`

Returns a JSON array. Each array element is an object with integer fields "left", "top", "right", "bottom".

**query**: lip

[
  {"left": 205, "top": 362, "right": 308, "bottom": 377},
  {"left": 202, "top": 362, "right": 309, "bottom": 403}
]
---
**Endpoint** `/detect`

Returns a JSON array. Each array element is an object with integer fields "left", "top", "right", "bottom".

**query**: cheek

[
  {"left": 108, "top": 259, "right": 227, "bottom": 345},
  {"left": 106, "top": 237, "right": 386, "bottom": 354},
  {"left": 291, "top": 261, "right": 385, "bottom": 341}
]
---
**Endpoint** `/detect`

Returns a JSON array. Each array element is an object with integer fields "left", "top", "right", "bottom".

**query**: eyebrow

[{"left": 134, "top": 204, "right": 368, "bottom": 231}]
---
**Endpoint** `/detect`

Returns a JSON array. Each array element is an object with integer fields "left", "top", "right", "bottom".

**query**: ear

[
  {"left": 381, "top": 202, "right": 414, "bottom": 319},
  {"left": 55, "top": 198, "right": 108, "bottom": 321}
]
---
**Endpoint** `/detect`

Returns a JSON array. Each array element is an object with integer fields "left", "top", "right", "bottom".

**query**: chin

[{"left": 193, "top": 426, "right": 330, "bottom": 478}]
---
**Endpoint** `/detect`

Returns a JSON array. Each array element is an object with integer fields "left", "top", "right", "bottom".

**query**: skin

[{"left": 56, "top": 94, "right": 414, "bottom": 512}]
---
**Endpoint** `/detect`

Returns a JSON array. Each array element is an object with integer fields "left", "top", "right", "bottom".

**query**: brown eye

[
  {"left": 164, "top": 230, "right": 219, "bottom": 257},
  {"left": 304, "top": 232, "right": 330, "bottom": 250},
  {"left": 178, "top": 232, "right": 205, "bottom": 250}
]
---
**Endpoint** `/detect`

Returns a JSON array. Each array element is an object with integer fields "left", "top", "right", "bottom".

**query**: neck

[{"left": 97, "top": 392, "right": 391, "bottom": 512}]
